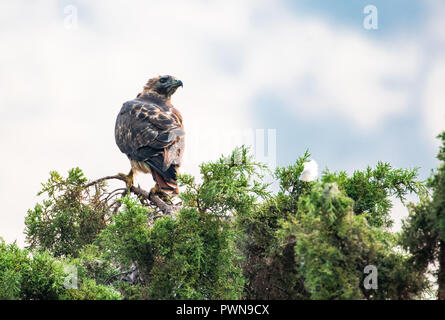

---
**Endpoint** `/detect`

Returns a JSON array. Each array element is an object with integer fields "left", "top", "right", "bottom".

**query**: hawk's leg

[
  {"left": 149, "top": 184, "right": 180, "bottom": 216},
  {"left": 149, "top": 184, "right": 170, "bottom": 203},
  {"left": 118, "top": 169, "right": 134, "bottom": 190}
]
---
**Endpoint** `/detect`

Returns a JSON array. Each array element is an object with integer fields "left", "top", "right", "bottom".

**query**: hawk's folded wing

[{"left": 115, "top": 99, "right": 185, "bottom": 173}]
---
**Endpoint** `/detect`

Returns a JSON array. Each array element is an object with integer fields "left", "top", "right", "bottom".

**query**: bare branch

[
  {"left": 85, "top": 175, "right": 126, "bottom": 188},
  {"left": 85, "top": 174, "right": 181, "bottom": 217}
]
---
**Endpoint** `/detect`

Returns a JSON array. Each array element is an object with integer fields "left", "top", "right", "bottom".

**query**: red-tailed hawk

[{"left": 115, "top": 75, "right": 184, "bottom": 198}]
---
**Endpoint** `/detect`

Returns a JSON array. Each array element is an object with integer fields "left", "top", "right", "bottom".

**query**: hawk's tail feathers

[{"left": 149, "top": 164, "right": 179, "bottom": 195}]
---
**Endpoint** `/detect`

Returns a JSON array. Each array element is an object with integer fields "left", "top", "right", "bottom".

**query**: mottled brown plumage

[{"left": 115, "top": 75, "right": 184, "bottom": 196}]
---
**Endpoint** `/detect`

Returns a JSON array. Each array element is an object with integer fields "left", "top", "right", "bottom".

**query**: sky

[{"left": 0, "top": 0, "right": 444, "bottom": 246}]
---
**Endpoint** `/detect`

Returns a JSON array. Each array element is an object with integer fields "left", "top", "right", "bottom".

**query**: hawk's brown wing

[{"left": 115, "top": 98, "right": 185, "bottom": 176}]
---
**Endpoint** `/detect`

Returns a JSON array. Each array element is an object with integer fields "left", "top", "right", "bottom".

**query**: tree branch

[{"left": 85, "top": 174, "right": 180, "bottom": 216}]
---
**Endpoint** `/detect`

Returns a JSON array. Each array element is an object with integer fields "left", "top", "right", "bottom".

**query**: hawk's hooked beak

[{"left": 175, "top": 79, "right": 183, "bottom": 88}]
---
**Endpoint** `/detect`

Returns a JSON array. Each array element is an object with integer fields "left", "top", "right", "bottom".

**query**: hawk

[{"left": 115, "top": 75, "right": 184, "bottom": 199}]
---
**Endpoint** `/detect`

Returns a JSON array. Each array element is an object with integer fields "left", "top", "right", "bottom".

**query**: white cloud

[
  {"left": 420, "top": 1, "right": 445, "bottom": 145},
  {"left": 240, "top": 12, "right": 421, "bottom": 130},
  {"left": 422, "top": 59, "right": 445, "bottom": 143},
  {"left": 425, "top": 0, "right": 445, "bottom": 49}
]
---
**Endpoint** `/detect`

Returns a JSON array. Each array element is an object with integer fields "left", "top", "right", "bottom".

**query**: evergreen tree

[
  {"left": 25, "top": 168, "right": 109, "bottom": 258},
  {"left": 241, "top": 152, "right": 427, "bottom": 299},
  {"left": 13, "top": 146, "right": 432, "bottom": 300},
  {"left": 401, "top": 131, "right": 445, "bottom": 299}
]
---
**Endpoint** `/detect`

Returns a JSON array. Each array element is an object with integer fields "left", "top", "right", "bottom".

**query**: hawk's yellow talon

[{"left": 118, "top": 170, "right": 134, "bottom": 190}]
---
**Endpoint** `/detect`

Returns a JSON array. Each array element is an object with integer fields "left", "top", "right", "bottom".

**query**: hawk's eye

[{"left": 159, "top": 77, "right": 168, "bottom": 84}]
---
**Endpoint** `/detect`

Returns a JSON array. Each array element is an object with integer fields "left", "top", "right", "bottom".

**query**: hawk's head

[{"left": 141, "top": 75, "right": 183, "bottom": 101}]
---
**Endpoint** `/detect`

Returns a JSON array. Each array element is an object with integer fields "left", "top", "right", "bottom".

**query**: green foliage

[
  {"left": 0, "top": 240, "right": 120, "bottom": 300},
  {"left": 400, "top": 131, "right": 445, "bottom": 298},
  {"left": 0, "top": 238, "right": 121, "bottom": 300},
  {"left": 96, "top": 198, "right": 245, "bottom": 300},
  {"left": 179, "top": 146, "right": 269, "bottom": 215},
  {"left": 0, "top": 239, "right": 28, "bottom": 299},
  {"left": 180, "top": 147, "right": 272, "bottom": 299},
  {"left": 148, "top": 208, "right": 244, "bottom": 299},
  {"left": 96, "top": 147, "right": 265, "bottom": 299},
  {"left": 241, "top": 152, "right": 427, "bottom": 299},
  {"left": 427, "top": 132, "right": 445, "bottom": 240},
  {"left": 275, "top": 150, "right": 313, "bottom": 199},
  {"left": 20, "top": 250, "right": 67, "bottom": 300},
  {"left": 63, "top": 278, "right": 122, "bottom": 300},
  {"left": 9, "top": 145, "right": 433, "bottom": 300},
  {"left": 96, "top": 196, "right": 153, "bottom": 272},
  {"left": 322, "top": 162, "right": 422, "bottom": 228},
  {"left": 283, "top": 184, "right": 362, "bottom": 299},
  {"left": 279, "top": 183, "right": 427, "bottom": 299},
  {"left": 0, "top": 239, "right": 66, "bottom": 300},
  {"left": 25, "top": 168, "right": 109, "bottom": 258},
  {"left": 60, "top": 246, "right": 122, "bottom": 300},
  {"left": 114, "top": 282, "right": 149, "bottom": 300},
  {"left": 239, "top": 152, "right": 312, "bottom": 299},
  {"left": 401, "top": 132, "right": 445, "bottom": 260},
  {"left": 401, "top": 198, "right": 439, "bottom": 270},
  {"left": 70, "top": 245, "right": 120, "bottom": 285}
]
